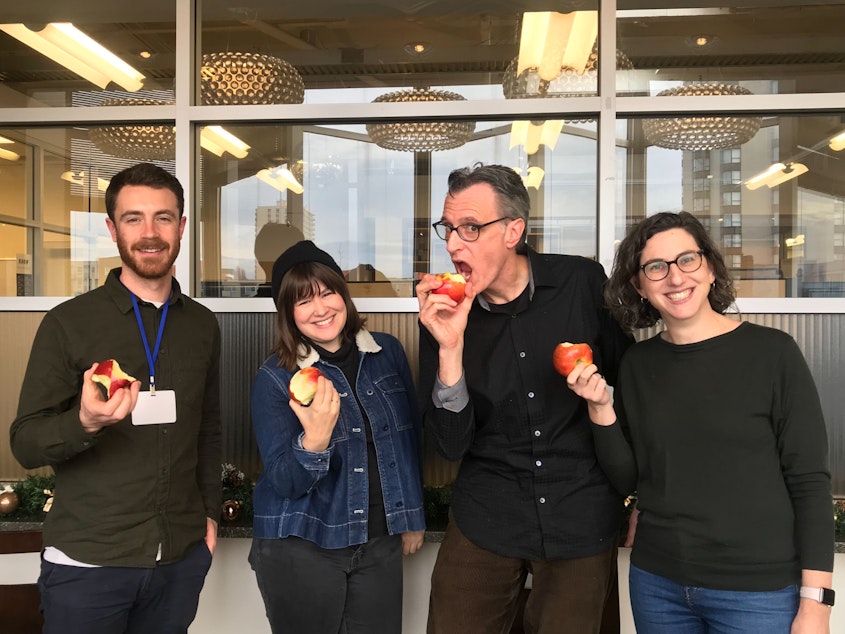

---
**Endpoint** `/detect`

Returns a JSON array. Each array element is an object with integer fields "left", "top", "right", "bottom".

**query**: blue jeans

[{"left": 628, "top": 564, "right": 798, "bottom": 634}]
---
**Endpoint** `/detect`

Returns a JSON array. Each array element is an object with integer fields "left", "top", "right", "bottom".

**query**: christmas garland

[{"left": 3, "top": 471, "right": 845, "bottom": 542}]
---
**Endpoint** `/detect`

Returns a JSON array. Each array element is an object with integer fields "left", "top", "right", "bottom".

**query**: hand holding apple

[
  {"left": 431, "top": 272, "right": 467, "bottom": 302},
  {"left": 289, "top": 366, "right": 325, "bottom": 406},
  {"left": 91, "top": 359, "right": 138, "bottom": 398},
  {"left": 553, "top": 342, "right": 594, "bottom": 377}
]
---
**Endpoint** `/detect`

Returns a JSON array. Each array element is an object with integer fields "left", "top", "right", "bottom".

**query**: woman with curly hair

[{"left": 569, "top": 212, "right": 834, "bottom": 633}]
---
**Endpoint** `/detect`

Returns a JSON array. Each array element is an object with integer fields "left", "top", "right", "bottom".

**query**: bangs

[{"left": 284, "top": 263, "right": 346, "bottom": 303}]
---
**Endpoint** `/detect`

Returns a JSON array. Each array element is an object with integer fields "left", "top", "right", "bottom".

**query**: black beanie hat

[{"left": 270, "top": 240, "right": 344, "bottom": 305}]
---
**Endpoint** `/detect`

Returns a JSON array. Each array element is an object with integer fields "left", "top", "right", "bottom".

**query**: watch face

[{"left": 821, "top": 588, "right": 835, "bottom": 606}]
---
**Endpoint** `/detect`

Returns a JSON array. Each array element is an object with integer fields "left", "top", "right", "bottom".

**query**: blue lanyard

[{"left": 130, "top": 294, "right": 169, "bottom": 396}]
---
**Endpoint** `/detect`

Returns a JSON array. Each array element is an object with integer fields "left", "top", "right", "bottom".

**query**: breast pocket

[{"left": 372, "top": 373, "right": 414, "bottom": 431}]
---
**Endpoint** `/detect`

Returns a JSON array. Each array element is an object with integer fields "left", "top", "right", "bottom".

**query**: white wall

[{"left": 3, "top": 541, "right": 844, "bottom": 634}]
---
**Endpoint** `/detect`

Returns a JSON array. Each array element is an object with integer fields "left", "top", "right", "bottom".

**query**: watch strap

[{"left": 799, "top": 586, "right": 835, "bottom": 606}]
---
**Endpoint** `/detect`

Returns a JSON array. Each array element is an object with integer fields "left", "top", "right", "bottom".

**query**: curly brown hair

[
  {"left": 605, "top": 212, "right": 736, "bottom": 330},
  {"left": 272, "top": 262, "right": 365, "bottom": 371}
]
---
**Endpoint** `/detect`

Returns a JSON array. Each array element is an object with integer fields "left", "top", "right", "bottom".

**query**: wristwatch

[{"left": 799, "top": 586, "right": 835, "bottom": 606}]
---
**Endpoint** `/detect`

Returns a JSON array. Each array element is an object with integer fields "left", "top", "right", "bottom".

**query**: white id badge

[{"left": 132, "top": 390, "right": 177, "bottom": 425}]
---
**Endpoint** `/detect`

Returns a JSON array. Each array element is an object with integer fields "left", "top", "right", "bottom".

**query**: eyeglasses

[
  {"left": 639, "top": 250, "right": 705, "bottom": 281},
  {"left": 432, "top": 217, "right": 513, "bottom": 242}
]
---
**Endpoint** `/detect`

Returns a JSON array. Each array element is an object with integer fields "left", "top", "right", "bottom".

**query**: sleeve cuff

[{"left": 432, "top": 372, "right": 469, "bottom": 412}]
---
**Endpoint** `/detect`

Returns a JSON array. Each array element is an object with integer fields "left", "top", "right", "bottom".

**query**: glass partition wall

[{"left": 0, "top": 1, "right": 843, "bottom": 305}]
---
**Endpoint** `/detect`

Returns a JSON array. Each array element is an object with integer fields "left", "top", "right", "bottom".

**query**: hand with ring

[{"left": 291, "top": 375, "right": 340, "bottom": 452}]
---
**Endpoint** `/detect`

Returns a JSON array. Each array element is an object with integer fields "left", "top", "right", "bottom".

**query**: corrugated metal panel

[{"left": 3, "top": 311, "right": 842, "bottom": 494}]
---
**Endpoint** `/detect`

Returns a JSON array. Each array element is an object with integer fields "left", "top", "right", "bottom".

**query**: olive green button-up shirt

[{"left": 11, "top": 268, "right": 221, "bottom": 567}]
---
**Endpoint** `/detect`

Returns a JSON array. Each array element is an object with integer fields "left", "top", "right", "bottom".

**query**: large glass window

[
  {"left": 619, "top": 114, "right": 845, "bottom": 298},
  {"left": 196, "top": 119, "right": 599, "bottom": 298}
]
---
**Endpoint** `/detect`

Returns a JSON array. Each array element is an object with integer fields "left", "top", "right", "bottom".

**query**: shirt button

[
  {"left": 383, "top": 425, "right": 389, "bottom": 431},
  {"left": 534, "top": 430, "right": 541, "bottom": 437},
  {"left": 519, "top": 351, "right": 526, "bottom": 358},
  {"left": 539, "top": 497, "right": 546, "bottom": 504},
  {"left": 528, "top": 391, "right": 535, "bottom": 398},
  {"left": 535, "top": 460, "right": 542, "bottom": 467}
]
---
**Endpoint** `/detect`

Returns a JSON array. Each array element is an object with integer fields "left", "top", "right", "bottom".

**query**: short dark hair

[
  {"left": 447, "top": 163, "right": 530, "bottom": 247},
  {"left": 105, "top": 163, "right": 184, "bottom": 221},
  {"left": 605, "top": 211, "right": 736, "bottom": 330},
  {"left": 272, "top": 262, "right": 365, "bottom": 371}
]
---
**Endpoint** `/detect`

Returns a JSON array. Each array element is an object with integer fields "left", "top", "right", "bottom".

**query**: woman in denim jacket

[{"left": 249, "top": 240, "right": 426, "bottom": 634}]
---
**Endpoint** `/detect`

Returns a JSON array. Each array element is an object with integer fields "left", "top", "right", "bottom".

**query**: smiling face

[
  {"left": 292, "top": 281, "right": 348, "bottom": 352},
  {"left": 440, "top": 182, "right": 524, "bottom": 298},
  {"left": 106, "top": 184, "right": 185, "bottom": 287},
  {"left": 634, "top": 227, "right": 716, "bottom": 327}
]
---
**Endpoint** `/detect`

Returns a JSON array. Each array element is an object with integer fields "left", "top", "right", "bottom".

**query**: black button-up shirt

[{"left": 419, "top": 249, "right": 633, "bottom": 560}]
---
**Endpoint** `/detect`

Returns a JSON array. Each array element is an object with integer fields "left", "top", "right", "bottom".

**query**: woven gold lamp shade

[
  {"left": 642, "top": 83, "right": 762, "bottom": 151},
  {"left": 366, "top": 89, "right": 475, "bottom": 152},
  {"left": 200, "top": 52, "right": 304, "bottom": 105}
]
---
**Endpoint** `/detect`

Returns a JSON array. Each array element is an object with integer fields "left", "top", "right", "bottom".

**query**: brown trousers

[{"left": 427, "top": 519, "right": 620, "bottom": 634}]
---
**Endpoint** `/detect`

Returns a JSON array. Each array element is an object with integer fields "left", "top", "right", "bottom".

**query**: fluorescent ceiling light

[
  {"left": 517, "top": 11, "right": 598, "bottom": 82},
  {"left": 0, "top": 135, "right": 19, "bottom": 161},
  {"left": 256, "top": 167, "right": 303, "bottom": 195},
  {"left": 745, "top": 162, "right": 807, "bottom": 189},
  {"left": 509, "top": 120, "right": 564, "bottom": 155},
  {"left": 60, "top": 170, "right": 109, "bottom": 192},
  {"left": 829, "top": 131, "right": 845, "bottom": 152},
  {"left": 513, "top": 166, "right": 545, "bottom": 190},
  {"left": 0, "top": 23, "right": 145, "bottom": 91},
  {"left": 200, "top": 126, "right": 250, "bottom": 159}
]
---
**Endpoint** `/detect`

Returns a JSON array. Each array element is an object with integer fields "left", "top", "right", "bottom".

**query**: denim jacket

[{"left": 251, "top": 329, "right": 426, "bottom": 548}]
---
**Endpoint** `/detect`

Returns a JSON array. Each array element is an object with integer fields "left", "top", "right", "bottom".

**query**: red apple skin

[
  {"left": 432, "top": 272, "right": 467, "bottom": 302},
  {"left": 552, "top": 342, "right": 594, "bottom": 377},
  {"left": 91, "top": 359, "right": 138, "bottom": 399},
  {"left": 289, "top": 366, "right": 325, "bottom": 406}
]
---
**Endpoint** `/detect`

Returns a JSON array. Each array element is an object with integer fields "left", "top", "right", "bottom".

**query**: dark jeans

[
  {"left": 249, "top": 534, "right": 403, "bottom": 634},
  {"left": 38, "top": 540, "right": 213, "bottom": 634},
  {"left": 427, "top": 519, "right": 619, "bottom": 634}
]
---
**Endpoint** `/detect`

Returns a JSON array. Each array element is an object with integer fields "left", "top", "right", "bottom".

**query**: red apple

[
  {"left": 553, "top": 342, "right": 594, "bottom": 377},
  {"left": 91, "top": 359, "right": 138, "bottom": 398},
  {"left": 289, "top": 366, "right": 325, "bottom": 406},
  {"left": 432, "top": 272, "right": 467, "bottom": 302}
]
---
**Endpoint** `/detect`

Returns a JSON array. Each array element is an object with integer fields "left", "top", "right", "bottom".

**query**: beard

[{"left": 116, "top": 236, "right": 180, "bottom": 280}]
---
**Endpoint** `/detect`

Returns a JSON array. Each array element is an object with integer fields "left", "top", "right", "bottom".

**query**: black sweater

[{"left": 593, "top": 322, "right": 833, "bottom": 590}]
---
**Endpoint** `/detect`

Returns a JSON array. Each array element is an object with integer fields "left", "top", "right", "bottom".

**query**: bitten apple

[
  {"left": 432, "top": 272, "right": 467, "bottom": 302},
  {"left": 553, "top": 342, "right": 594, "bottom": 377},
  {"left": 289, "top": 366, "right": 325, "bottom": 406},
  {"left": 91, "top": 359, "right": 138, "bottom": 398}
]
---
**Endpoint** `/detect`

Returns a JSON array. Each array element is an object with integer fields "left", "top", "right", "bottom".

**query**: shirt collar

[
  {"left": 105, "top": 267, "right": 182, "bottom": 314},
  {"left": 476, "top": 246, "right": 542, "bottom": 312}
]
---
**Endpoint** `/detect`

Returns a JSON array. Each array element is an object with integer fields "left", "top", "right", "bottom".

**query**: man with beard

[{"left": 10, "top": 163, "right": 221, "bottom": 634}]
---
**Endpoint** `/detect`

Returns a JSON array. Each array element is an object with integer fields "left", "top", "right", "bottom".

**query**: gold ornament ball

[
  {"left": 221, "top": 499, "right": 243, "bottom": 523},
  {"left": 0, "top": 490, "right": 19, "bottom": 515}
]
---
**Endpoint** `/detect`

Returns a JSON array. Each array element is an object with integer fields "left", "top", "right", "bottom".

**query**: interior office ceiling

[{"left": 0, "top": 2, "right": 843, "bottom": 90}]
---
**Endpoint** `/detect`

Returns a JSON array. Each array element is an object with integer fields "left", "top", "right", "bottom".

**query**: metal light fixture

[
  {"left": 745, "top": 162, "right": 808, "bottom": 189},
  {"left": 516, "top": 11, "right": 598, "bottom": 82},
  {"left": 89, "top": 98, "right": 175, "bottom": 160},
  {"left": 0, "top": 135, "right": 20, "bottom": 161},
  {"left": 366, "top": 89, "right": 475, "bottom": 152},
  {"left": 0, "top": 23, "right": 145, "bottom": 91},
  {"left": 642, "top": 83, "right": 762, "bottom": 151},
  {"left": 513, "top": 166, "right": 545, "bottom": 189},
  {"left": 257, "top": 166, "right": 304, "bottom": 195},
  {"left": 503, "top": 46, "right": 633, "bottom": 100},
  {"left": 509, "top": 120, "right": 564, "bottom": 155},
  {"left": 200, "top": 52, "right": 304, "bottom": 105},
  {"left": 201, "top": 126, "right": 251, "bottom": 159}
]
